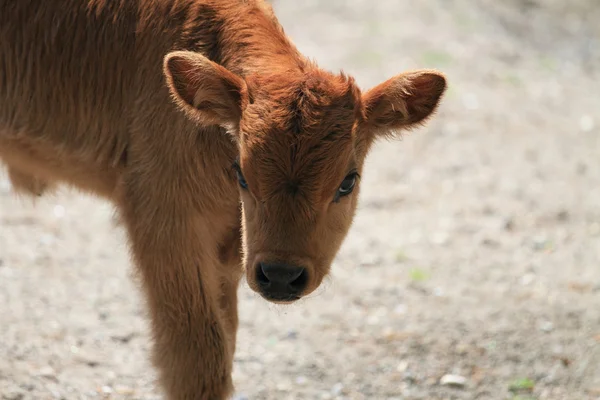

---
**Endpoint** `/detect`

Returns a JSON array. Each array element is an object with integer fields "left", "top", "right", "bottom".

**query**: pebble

[
  {"left": 285, "top": 330, "right": 299, "bottom": 340},
  {"left": 520, "top": 273, "right": 535, "bottom": 286},
  {"left": 360, "top": 253, "right": 381, "bottom": 267},
  {"left": 53, "top": 205, "right": 66, "bottom": 219},
  {"left": 114, "top": 386, "right": 135, "bottom": 395},
  {"left": 455, "top": 342, "right": 469, "bottom": 355},
  {"left": 440, "top": 374, "right": 468, "bottom": 388},
  {"left": 504, "top": 217, "right": 515, "bottom": 231},
  {"left": 2, "top": 391, "right": 25, "bottom": 400},
  {"left": 532, "top": 235, "right": 549, "bottom": 251},
  {"left": 579, "top": 115, "right": 594, "bottom": 132},
  {"left": 396, "top": 361, "right": 409, "bottom": 372},
  {"left": 463, "top": 93, "right": 480, "bottom": 110},
  {"left": 331, "top": 382, "right": 344, "bottom": 396},
  {"left": 100, "top": 386, "right": 112, "bottom": 394},
  {"left": 539, "top": 321, "right": 554, "bottom": 333},
  {"left": 403, "top": 370, "right": 417, "bottom": 383},
  {"left": 295, "top": 376, "right": 307, "bottom": 385},
  {"left": 394, "top": 304, "right": 407, "bottom": 315},
  {"left": 431, "top": 231, "right": 449, "bottom": 245},
  {"left": 37, "top": 366, "right": 56, "bottom": 379}
]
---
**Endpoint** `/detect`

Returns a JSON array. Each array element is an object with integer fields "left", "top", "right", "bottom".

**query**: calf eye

[
  {"left": 237, "top": 170, "right": 248, "bottom": 189},
  {"left": 232, "top": 162, "right": 248, "bottom": 190},
  {"left": 337, "top": 171, "right": 358, "bottom": 198}
]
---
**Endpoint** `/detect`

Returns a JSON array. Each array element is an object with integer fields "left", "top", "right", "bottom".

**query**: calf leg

[
  {"left": 217, "top": 223, "right": 243, "bottom": 355},
  {"left": 119, "top": 185, "right": 234, "bottom": 400}
]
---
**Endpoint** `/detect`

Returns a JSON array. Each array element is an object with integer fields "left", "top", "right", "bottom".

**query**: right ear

[
  {"left": 163, "top": 51, "right": 249, "bottom": 127},
  {"left": 360, "top": 70, "right": 447, "bottom": 137}
]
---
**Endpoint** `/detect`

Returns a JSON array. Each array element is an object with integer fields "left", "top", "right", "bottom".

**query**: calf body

[{"left": 0, "top": 1, "right": 446, "bottom": 398}]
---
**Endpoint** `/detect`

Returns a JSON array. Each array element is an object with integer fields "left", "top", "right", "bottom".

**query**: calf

[{"left": 0, "top": 0, "right": 447, "bottom": 398}]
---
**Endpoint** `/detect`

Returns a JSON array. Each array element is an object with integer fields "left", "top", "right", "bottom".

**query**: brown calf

[{"left": 0, "top": 0, "right": 447, "bottom": 398}]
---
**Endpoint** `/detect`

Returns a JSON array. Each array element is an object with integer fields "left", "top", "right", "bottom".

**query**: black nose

[{"left": 256, "top": 263, "right": 308, "bottom": 301}]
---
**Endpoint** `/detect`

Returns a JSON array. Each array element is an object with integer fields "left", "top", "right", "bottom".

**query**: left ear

[
  {"left": 360, "top": 70, "right": 447, "bottom": 137},
  {"left": 163, "top": 50, "right": 249, "bottom": 128}
]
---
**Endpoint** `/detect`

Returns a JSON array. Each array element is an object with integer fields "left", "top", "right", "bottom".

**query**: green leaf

[{"left": 508, "top": 377, "right": 535, "bottom": 392}]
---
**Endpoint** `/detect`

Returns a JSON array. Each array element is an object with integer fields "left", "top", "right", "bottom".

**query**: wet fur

[{"left": 0, "top": 0, "right": 446, "bottom": 398}]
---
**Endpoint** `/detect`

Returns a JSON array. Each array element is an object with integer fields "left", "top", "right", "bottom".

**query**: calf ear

[
  {"left": 163, "top": 51, "right": 249, "bottom": 128},
  {"left": 361, "top": 70, "right": 446, "bottom": 137}
]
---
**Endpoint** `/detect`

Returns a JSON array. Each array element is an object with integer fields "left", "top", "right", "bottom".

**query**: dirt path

[{"left": 1, "top": 1, "right": 599, "bottom": 399}]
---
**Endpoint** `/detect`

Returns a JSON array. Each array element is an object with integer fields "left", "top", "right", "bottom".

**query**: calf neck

[{"left": 0, "top": 0, "right": 447, "bottom": 398}]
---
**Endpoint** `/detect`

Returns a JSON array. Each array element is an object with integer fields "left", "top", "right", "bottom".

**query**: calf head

[{"left": 164, "top": 51, "right": 446, "bottom": 303}]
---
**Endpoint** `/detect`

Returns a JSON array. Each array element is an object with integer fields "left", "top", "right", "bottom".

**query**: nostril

[
  {"left": 288, "top": 267, "right": 308, "bottom": 292},
  {"left": 256, "top": 264, "right": 270, "bottom": 288},
  {"left": 257, "top": 263, "right": 308, "bottom": 296}
]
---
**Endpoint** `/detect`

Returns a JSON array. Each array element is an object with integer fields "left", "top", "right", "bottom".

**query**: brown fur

[{"left": 0, "top": 0, "right": 447, "bottom": 398}]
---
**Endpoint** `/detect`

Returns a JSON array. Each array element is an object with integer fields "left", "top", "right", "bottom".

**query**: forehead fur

[
  {"left": 243, "top": 68, "right": 361, "bottom": 137},
  {"left": 240, "top": 69, "right": 362, "bottom": 206}
]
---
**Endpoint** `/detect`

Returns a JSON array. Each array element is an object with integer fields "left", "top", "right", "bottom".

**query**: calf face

[{"left": 164, "top": 51, "right": 446, "bottom": 303}]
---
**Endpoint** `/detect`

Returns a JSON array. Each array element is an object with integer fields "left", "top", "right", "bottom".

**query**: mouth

[{"left": 260, "top": 292, "right": 301, "bottom": 304}]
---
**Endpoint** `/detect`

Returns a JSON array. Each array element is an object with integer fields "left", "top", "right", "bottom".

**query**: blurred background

[{"left": 1, "top": 0, "right": 599, "bottom": 399}]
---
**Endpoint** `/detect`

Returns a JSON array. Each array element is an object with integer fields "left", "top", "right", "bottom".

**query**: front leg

[{"left": 120, "top": 191, "right": 234, "bottom": 400}]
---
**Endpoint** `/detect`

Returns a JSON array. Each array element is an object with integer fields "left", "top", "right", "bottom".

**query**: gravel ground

[{"left": 1, "top": 0, "right": 599, "bottom": 399}]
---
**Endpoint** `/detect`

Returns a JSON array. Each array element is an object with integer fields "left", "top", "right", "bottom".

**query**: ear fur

[
  {"left": 361, "top": 70, "right": 447, "bottom": 137},
  {"left": 163, "top": 51, "right": 249, "bottom": 128}
]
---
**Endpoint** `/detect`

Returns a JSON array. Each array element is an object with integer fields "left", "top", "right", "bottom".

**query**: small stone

[
  {"left": 567, "top": 282, "right": 592, "bottom": 293},
  {"left": 331, "top": 382, "right": 344, "bottom": 396},
  {"left": 114, "top": 386, "right": 135, "bottom": 395},
  {"left": 579, "top": 115, "right": 595, "bottom": 132},
  {"left": 37, "top": 366, "right": 56, "bottom": 378},
  {"left": 539, "top": 321, "right": 554, "bottom": 333},
  {"left": 381, "top": 328, "right": 410, "bottom": 342},
  {"left": 520, "top": 274, "right": 535, "bottom": 286},
  {"left": 440, "top": 374, "right": 468, "bottom": 388},
  {"left": 394, "top": 304, "right": 407, "bottom": 315},
  {"left": 396, "top": 361, "right": 409, "bottom": 372},
  {"left": 39, "top": 234, "right": 55, "bottom": 246},
  {"left": 403, "top": 370, "right": 417, "bottom": 383},
  {"left": 577, "top": 162, "right": 588, "bottom": 175},
  {"left": 100, "top": 386, "right": 112, "bottom": 394},
  {"left": 49, "top": 390, "right": 63, "bottom": 400},
  {"left": 556, "top": 210, "right": 569, "bottom": 222},
  {"left": 504, "top": 217, "right": 515, "bottom": 231},
  {"left": 463, "top": 93, "right": 479, "bottom": 110},
  {"left": 481, "top": 238, "right": 499, "bottom": 247},
  {"left": 431, "top": 231, "right": 449, "bottom": 245},
  {"left": 285, "top": 330, "right": 299, "bottom": 340},
  {"left": 2, "top": 391, "right": 24, "bottom": 400},
  {"left": 360, "top": 253, "right": 381, "bottom": 267},
  {"left": 455, "top": 342, "right": 469, "bottom": 355},
  {"left": 19, "top": 383, "right": 35, "bottom": 392},
  {"left": 53, "top": 205, "right": 66, "bottom": 218},
  {"left": 532, "top": 236, "right": 548, "bottom": 251}
]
